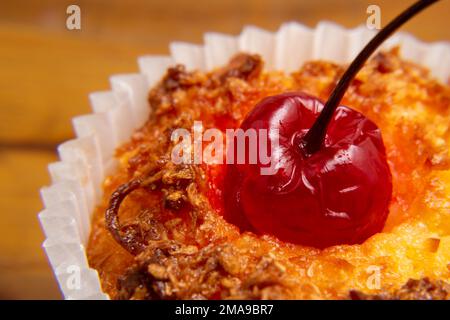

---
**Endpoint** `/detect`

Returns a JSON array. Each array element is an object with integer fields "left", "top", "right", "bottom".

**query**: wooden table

[{"left": 0, "top": 0, "right": 448, "bottom": 299}]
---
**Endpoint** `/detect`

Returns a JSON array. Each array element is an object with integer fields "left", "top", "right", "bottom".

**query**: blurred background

[{"left": 0, "top": 0, "right": 448, "bottom": 299}]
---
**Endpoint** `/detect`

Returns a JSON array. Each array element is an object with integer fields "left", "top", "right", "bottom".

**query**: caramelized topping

[{"left": 350, "top": 278, "right": 450, "bottom": 300}]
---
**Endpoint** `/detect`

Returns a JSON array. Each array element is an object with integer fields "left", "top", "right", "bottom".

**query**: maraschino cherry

[{"left": 223, "top": 0, "right": 438, "bottom": 248}]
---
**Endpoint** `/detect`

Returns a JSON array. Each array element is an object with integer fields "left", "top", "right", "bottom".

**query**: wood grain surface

[{"left": 0, "top": 0, "right": 448, "bottom": 299}]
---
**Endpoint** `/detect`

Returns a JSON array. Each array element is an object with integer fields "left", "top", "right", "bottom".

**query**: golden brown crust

[
  {"left": 350, "top": 278, "right": 450, "bottom": 300},
  {"left": 87, "top": 49, "right": 450, "bottom": 300},
  {"left": 116, "top": 240, "right": 293, "bottom": 300}
]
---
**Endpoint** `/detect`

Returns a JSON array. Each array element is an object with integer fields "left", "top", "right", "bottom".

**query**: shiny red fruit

[{"left": 223, "top": 92, "right": 392, "bottom": 248}]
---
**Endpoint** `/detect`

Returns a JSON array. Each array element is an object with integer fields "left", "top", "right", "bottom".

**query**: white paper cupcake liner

[{"left": 38, "top": 21, "right": 450, "bottom": 300}]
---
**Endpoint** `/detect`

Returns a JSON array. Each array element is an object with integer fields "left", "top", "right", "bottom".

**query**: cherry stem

[{"left": 301, "top": 0, "right": 438, "bottom": 156}]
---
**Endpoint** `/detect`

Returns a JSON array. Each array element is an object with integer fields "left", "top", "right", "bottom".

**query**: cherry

[
  {"left": 222, "top": 0, "right": 437, "bottom": 248},
  {"left": 104, "top": 0, "right": 438, "bottom": 254},
  {"left": 223, "top": 92, "right": 392, "bottom": 247}
]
